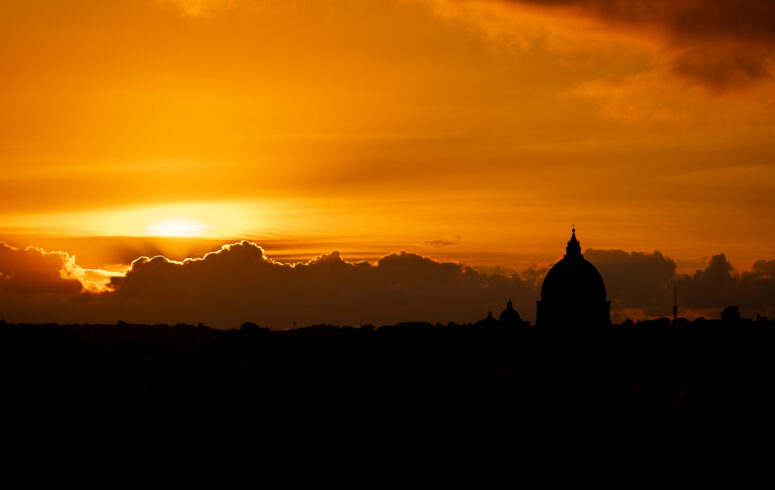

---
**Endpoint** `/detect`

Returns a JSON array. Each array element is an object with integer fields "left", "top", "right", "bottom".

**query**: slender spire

[
  {"left": 673, "top": 284, "right": 678, "bottom": 322},
  {"left": 565, "top": 225, "right": 582, "bottom": 257}
]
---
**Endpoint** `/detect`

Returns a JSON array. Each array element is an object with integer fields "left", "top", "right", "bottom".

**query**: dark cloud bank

[
  {"left": 1, "top": 241, "right": 773, "bottom": 328},
  {"left": 491, "top": 0, "right": 775, "bottom": 90},
  {"left": 587, "top": 249, "right": 775, "bottom": 320}
]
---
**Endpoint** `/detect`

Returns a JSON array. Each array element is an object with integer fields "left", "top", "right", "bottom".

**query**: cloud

[
  {"left": 0, "top": 241, "right": 118, "bottom": 324},
  {"left": 163, "top": 0, "right": 775, "bottom": 91},
  {"left": 2, "top": 240, "right": 773, "bottom": 327},
  {"left": 675, "top": 254, "right": 775, "bottom": 316},
  {"left": 421, "top": 0, "right": 775, "bottom": 120},
  {"left": 484, "top": 0, "right": 775, "bottom": 91},
  {"left": 586, "top": 249, "right": 675, "bottom": 316},
  {"left": 107, "top": 241, "right": 537, "bottom": 327},
  {"left": 103, "top": 244, "right": 775, "bottom": 325},
  {"left": 0, "top": 242, "right": 84, "bottom": 296},
  {"left": 421, "top": 235, "right": 462, "bottom": 248},
  {"left": 586, "top": 249, "right": 775, "bottom": 320}
]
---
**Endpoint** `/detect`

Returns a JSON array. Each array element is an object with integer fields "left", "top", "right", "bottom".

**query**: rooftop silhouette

[{"left": 2, "top": 315, "right": 774, "bottom": 482}]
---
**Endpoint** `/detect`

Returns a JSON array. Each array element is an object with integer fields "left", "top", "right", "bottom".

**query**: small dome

[{"left": 499, "top": 299, "right": 522, "bottom": 326}]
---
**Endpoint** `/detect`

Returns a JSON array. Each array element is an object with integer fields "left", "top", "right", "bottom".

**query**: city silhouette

[{"left": 2, "top": 228, "right": 773, "bottom": 482}]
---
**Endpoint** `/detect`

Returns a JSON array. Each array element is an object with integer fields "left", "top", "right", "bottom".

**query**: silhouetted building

[
  {"left": 499, "top": 299, "right": 524, "bottom": 327},
  {"left": 536, "top": 228, "right": 611, "bottom": 328},
  {"left": 476, "top": 310, "right": 499, "bottom": 328},
  {"left": 721, "top": 306, "right": 741, "bottom": 324}
]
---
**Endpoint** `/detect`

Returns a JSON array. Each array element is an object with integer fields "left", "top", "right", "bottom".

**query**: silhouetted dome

[
  {"left": 537, "top": 228, "right": 610, "bottom": 327},
  {"left": 499, "top": 300, "right": 522, "bottom": 326},
  {"left": 476, "top": 310, "right": 499, "bottom": 328},
  {"left": 540, "top": 255, "right": 607, "bottom": 304}
]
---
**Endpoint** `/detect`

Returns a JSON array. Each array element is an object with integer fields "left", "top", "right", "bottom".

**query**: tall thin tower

[{"left": 672, "top": 284, "right": 678, "bottom": 323}]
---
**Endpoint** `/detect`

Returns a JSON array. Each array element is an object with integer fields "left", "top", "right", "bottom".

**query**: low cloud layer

[
  {"left": 0, "top": 242, "right": 83, "bottom": 296},
  {"left": 675, "top": 254, "right": 775, "bottom": 314},
  {"left": 586, "top": 249, "right": 676, "bottom": 316},
  {"left": 589, "top": 249, "right": 775, "bottom": 320},
  {"left": 0, "top": 241, "right": 537, "bottom": 328},
  {"left": 1, "top": 240, "right": 773, "bottom": 328},
  {"left": 108, "top": 242, "right": 537, "bottom": 327}
]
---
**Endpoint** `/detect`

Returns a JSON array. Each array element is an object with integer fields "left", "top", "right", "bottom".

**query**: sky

[{"left": 1, "top": 0, "right": 774, "bottom": 326}]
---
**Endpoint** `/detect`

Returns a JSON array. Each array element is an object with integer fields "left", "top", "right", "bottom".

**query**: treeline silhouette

[{"left": 2, "top": 316, "right": 774, "bottom": 483}]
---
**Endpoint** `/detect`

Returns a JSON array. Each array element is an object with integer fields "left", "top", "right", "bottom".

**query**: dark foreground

[{"left": 2, "top": 321, "right": 774, "bottom": 483}]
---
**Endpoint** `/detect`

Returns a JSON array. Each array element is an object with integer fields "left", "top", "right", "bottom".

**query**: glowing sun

[{"left": 146, "top": 219, "right": 211, "bottom": 237}]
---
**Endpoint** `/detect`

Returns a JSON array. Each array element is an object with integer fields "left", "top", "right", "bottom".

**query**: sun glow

[
  {"left": 0, "top": 201, "right": 278, "bottom": 239},
  {"left": 146, "top": 219, "right": 211, "bottom": 237}
]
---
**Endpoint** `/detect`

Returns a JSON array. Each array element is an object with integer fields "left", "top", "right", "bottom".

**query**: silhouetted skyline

[
  {"left": 2, "top": 228, "right": 773, "bottom": 329},
  {"left": 3, "top": 1, "right": 774, "bottom": 328},
  {"left": 3, "top": 314, "right": 774, "bottom": 482}
]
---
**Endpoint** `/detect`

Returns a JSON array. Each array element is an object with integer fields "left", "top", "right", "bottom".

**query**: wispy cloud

[{"left": 421, "top": 235, "right": 462, "bottom": 248}]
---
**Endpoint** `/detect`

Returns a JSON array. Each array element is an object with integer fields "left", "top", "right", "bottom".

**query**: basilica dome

[
  {"left": 499, "top": 299, "right": 523, "bottom": 326},
  {"left": 536, "top": 228, "right": 610, "bottom": 327},
  {"left": 541, "top": 253, "right": 607, "bottom": 304}
]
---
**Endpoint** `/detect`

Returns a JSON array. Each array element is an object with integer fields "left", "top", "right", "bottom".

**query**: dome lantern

[{"left": 566, "top": 225, "right": 582, "bottom": 258}]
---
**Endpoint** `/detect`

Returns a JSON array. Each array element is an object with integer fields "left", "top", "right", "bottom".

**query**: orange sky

[{"left": 2, "top": 0, "right": 775, "bottom": 278}]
